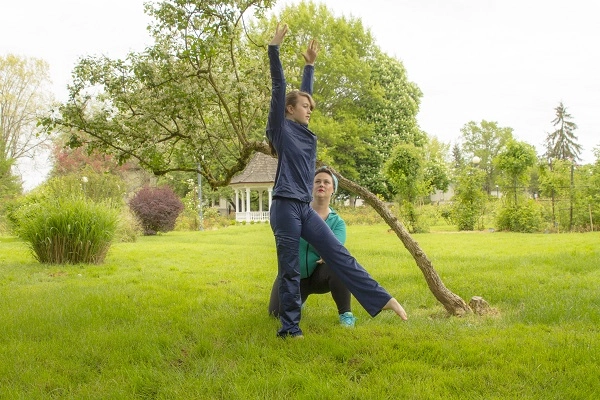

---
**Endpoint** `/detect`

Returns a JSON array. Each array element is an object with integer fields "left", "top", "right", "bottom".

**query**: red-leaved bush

[{"left": 129, "top": 186, "right": 184, "bottom": 235}]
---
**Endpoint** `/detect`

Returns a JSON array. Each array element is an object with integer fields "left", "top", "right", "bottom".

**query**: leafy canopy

[{"left": 43, "top": 0, "right": 421, "bottom": 197}]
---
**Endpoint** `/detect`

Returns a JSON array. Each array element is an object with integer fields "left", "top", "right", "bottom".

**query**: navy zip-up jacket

[{"left": 266, "top": 45, "right": 316, "bottom": 202}]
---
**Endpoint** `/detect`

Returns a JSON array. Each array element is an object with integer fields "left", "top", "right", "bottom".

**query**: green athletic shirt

[{"left": 299, "top": 208, "right": 346, "bottom": 279}]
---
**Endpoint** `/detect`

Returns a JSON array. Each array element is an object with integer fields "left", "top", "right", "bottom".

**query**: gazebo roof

[{"left": 230, "top": 152, "right": 277, "bottom": 186}]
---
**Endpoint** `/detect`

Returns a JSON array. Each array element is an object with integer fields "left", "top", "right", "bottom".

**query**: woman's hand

[
  {"left": 302, "top": 39, "right": 319, "bottom": 65},
  {"left": 269, "top": 23, "right": 288, "bottom": 46}
]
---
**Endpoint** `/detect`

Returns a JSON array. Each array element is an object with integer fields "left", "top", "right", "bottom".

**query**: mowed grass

[{"left": 0, "top": 224, "right": 599, "bottom": 399}]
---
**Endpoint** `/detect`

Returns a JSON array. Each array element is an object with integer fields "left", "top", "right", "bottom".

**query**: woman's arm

[{"left": 266, "top": 23, "right": 288, "bottom": 144}]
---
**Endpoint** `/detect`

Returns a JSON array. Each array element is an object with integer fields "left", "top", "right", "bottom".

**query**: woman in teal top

[{"left": 268, "top": 167, "right": 357, "bottom": 327}]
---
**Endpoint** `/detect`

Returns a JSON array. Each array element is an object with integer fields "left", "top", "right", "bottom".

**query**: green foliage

[
  {"left": 0, "top": 156, "right": 22, "bottom": 198},
  {"left": 460, "top": 120, "right": 514, "bottom": 193},
  {"left": 451, "top": 166, "right": 487, "bottom": 231},
  {"left": 494, "top": 139, "right": 537, "bottom": 223},
  {"left": 129, "top": 185, "right": 184, "bottom": 235},
  {"left": 538, "top": 158, "right": 570, "bottom": 199},
  {"left": 537, "top": 157, "right": 596, "bottom": 232},
  {"left": 0, "top": 156, "right": 23, "bottom": 233},
  {"left": 422, "top": 137, "right": 451, "bottom": 194},
  {"left": 12, "top": 196, "right": 118, "bottom": 264},
  {"left": 43, "top": 0, "right": 275, "bottom": 188},
  {"left": 5, "top": 171, "right": 125, "bottom": 261},
  {"left": 398, "top": 200, "right": 430, "bottom": 233},
  {"left": 48, "top": 167, "right": 126, "bottom": 204},
  {"left": 114, "top": 207, "right": 143, "bottom": 243},
  {"left": 385, "top": 143, "right": 423, "bottom": 202},
  {"left": 384, "top": 144, "right": 426, "bottom": 232},
  {"left": 496, "top": 200, "right": 543, "bottom": 233},
  {"left": 588, "top": 148, "right": 600, "bottom": 228},
  {"left": 44, "top": 0, "right": 422, "bottom": 204},
  {"left": 495, "top": 140, "right": 537, "bottom": 189},
  {"left": 335, "top": 204, "right": 391, "bottom": 225},
  {"left": 176, "top": 206, "right": 232, "bottom": 231}
]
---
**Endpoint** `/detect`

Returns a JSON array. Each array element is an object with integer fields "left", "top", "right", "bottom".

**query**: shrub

[
  {"left": 176, "top": 206, "right": 232, "bottom": 231},
  {"left": 335, "top": 204, "right": 387, "bottom": 225},
  {"left": 14, "top": 197, "right": 118, "bottom": 264},
  {"left": 45, "top": 169, "right": 126, "bottom": 204},
  {"left": 129, "top": 185, "right": 184, "bottom": 235},
  {"left": 496, "top": 200, "right": 543, "bottom": 233},
  {"left": 114, "top": 207, "right": 143, "bottom": 242},
  {"left": 398, "top": 201, "right": 429, "bottom": 233},
  {"left": 451, "top": 200, "right": 485, "bottom": 231}
]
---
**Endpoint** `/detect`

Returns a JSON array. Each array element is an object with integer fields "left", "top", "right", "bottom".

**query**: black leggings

[{"left": 268, "top": 263, "right": 351, "bottom": 317}]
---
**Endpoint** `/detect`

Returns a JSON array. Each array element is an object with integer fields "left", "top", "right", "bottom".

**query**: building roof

[{"left": 230, "top": 152, "right": 277, "bottom": 186}]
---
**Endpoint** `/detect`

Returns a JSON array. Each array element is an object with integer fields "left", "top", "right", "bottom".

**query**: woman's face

[{"left": 313, "top": 172, "right": 334, "bottom": 200}]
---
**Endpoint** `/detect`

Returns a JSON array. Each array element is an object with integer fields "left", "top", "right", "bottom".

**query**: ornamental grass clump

[{"left": 14, "top": 197, "right": 118, "bottom": 264}]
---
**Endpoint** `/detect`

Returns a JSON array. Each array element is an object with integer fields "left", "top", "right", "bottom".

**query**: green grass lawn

[{"left": 1, "top": 225, "right": 599, "bottom": 399}]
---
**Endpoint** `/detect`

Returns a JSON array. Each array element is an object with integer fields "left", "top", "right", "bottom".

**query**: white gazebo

[{"left": 230, "top": 152, "right": 277, "bottom": 223}]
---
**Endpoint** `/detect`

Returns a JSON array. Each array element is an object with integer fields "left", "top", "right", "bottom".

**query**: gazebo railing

[{"left": 235, "top": 211, "right": 270, "bottom": 222}]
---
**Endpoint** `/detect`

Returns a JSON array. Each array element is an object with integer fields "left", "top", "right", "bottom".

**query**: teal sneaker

[{"left": 339, "top": 312, "right": 356, "bottom": 327}]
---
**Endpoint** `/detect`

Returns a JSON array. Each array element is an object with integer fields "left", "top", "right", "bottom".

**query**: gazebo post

[{"left": 245, "top": 188, "right": 251, "bottom": 222}]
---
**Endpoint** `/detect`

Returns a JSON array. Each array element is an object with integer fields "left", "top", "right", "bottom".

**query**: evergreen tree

[{"left": 545, "top": 102, "right": 582, "bottom": 161}]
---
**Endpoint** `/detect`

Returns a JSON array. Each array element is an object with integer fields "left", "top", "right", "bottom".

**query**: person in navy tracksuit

[
  {"left": 268, "top": 167, "right": 357, "bottom": 327},
  {"left": 266, "top": 23, "right": 407, "bottom": 338}
]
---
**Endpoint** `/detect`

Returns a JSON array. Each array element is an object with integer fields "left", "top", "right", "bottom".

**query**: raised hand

[
  {"left": 302, "top": 39, "right": 319, "bottom": 65},
  {"left": 269, "top": 23, "right": 289, "bottom": 46}
]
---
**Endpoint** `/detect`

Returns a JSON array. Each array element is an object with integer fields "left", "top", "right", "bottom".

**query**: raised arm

[
  {"left": 270, "top": 23, "right": 288, "bottom": 46},
  {"left": 266, "top": 23, "right": 289, "bottom": 143},
  {"left": 300, "top": 39, "right": 318, "bottom": 95}
]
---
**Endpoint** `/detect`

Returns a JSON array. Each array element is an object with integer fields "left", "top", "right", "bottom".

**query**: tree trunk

[{"left": 332, "top": 168, "right": 472, "bottom": 316}]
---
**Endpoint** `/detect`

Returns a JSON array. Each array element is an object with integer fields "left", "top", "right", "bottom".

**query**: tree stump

[{"left": 469, "top": 296, "right": 490, "bottom": 315}]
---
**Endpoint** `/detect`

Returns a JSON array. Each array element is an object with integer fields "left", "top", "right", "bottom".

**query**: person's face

[
  {"left": 286, "top": 96, "right": 313, "bottom": 125},
  {"left": 313, "top": 172, "right": 334, "bottom": 200}
]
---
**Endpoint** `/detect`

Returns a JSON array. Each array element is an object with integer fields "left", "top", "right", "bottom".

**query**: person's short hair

[
  {"left": 315, "top": 166, "right": 338, "bottom": 193},
  {"left": 285, "top": 90, "right": 315, "bottom": 112}
]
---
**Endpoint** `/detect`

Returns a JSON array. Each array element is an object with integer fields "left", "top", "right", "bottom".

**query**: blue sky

[{"left": 2, "top": 0, "right": 598, "bottom": 188}]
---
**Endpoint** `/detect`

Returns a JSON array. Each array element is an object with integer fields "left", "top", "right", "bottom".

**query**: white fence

[{"left": 235, "top": 211, "right": 270, "bottom": 223}]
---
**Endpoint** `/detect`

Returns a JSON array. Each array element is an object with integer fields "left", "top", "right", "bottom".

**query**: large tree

[
  {"left": 384, "top": 139, "right": 450, "bottom": 232},
  {"left": 45, "top": 0, "right": 472, "bottom": 315},
  {"left": 0, "top": 54, "right": 53, "bottom": 187},
  {"left": 460, "top": 120, "right": 514, "bottom": 194},
  {"left": 545, "top": 101, "right": 582, "bottom": 162},
  {"left": 357, "top": 50, "right": 424, "bottom": 200},
  {"left": 495, "top": 139, "right": 537, "bottom": 205}
]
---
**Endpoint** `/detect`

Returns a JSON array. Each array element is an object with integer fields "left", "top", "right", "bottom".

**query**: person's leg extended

[
  {"left": 301, "top": 209, "right": 406, "bottom": 319},
  {"left": 270, "top": 198, "right": 304, "bottom": 337}
]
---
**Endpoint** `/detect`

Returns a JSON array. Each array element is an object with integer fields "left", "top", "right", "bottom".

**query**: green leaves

[
  {"left": 495, "top": 140, "right": 537, "bottom": 186},
  {"left": 45, "top": 0, "right": 422, "bottom": 198},
  {"left": 460, "top": 120, "right": 514, "bottom": 194}
]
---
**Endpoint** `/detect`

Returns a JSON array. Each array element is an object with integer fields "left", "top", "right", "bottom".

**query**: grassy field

[{"left": 0, "top": 224, "right": 599, "bottom": 399}]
